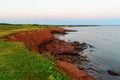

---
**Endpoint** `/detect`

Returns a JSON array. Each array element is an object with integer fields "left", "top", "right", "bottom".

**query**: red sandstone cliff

[{"left": 2, "top": 28, "right": 94, "bottom": 80}]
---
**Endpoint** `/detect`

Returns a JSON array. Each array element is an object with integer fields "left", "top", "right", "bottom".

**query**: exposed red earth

[
  {"left": 2, "top": 28, "right": 94, "bottom": 80},
  {"left": 57, "top": 60, "right": 94, "bottom": 80}
]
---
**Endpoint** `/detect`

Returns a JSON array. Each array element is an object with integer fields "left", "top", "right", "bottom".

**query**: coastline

[{"left": 2, "top": 28, "right": 94, "bottom": 80}]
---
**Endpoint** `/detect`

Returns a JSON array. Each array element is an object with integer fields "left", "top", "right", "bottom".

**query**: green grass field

[
  {"left": 0, "top": 24, "right": 70, "bottom": 80},
  {"left": 0, "top": 24, "right": 54, "bottom": 37}
]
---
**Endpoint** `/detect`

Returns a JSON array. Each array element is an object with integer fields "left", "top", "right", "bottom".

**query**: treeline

[
  {"left": 0, "top": 23, "right": 62, "bottom": 27},
  {"left": 0, "top": 23, "right": 101, "bottom": 27}
]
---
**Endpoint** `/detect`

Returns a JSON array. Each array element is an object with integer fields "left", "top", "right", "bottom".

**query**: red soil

[
  {"left": 40, "top": 39, "right": 75, "bottom": 54},
  {"left": 57, "top": 60, "right": 94, "bottom": 80},
  {"left": 2, "top": 28, "right": 94, "bottom": 80}
]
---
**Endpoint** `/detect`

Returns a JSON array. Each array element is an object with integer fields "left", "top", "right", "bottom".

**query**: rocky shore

[{"left": 2, "top": 28, "right": 94, "bottom": 80}]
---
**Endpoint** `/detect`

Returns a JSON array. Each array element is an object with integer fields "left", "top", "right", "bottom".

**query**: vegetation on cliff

[
  {"left": 0, "top": 24, "right": 59, "bottom": 37},
  {"left": 0, "top": 24, "right": 70, "bottom": 80}
]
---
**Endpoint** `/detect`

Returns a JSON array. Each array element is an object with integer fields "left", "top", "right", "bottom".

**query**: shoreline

[{"left": 2, "top": 28, "right": 94, "bottom": 80}]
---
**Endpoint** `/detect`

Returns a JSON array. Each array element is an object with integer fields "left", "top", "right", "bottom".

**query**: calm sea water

[{"left": 58, "top": 26, "right": 120, "bottom": 80}]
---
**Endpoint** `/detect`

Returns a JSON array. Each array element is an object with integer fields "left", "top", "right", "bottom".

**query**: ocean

[{"left": 58, "top": 26, "right": 120, "bottom": 80}]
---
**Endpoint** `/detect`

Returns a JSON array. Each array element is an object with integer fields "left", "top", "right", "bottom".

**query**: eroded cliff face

[
  {"left": 2, "top": 28, "right": 94, "bottom": 80},
  {"left": 3, "top": 28, "right": 65, "bottom": 53},
  {"left": 57, "top": 60, "right": 94, "bottom": 80}
]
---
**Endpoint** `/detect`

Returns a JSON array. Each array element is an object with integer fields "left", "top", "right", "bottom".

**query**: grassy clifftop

[
  {"left": 0, "top": 24, "right": 52, "bottom": 37},
  {"left": 0, "top": 24, "right": 70, "bottom": 80}
]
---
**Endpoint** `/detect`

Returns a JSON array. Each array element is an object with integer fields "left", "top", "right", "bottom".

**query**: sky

[{"left": 0, "top": 0, "right": 120, "bottom": 25}]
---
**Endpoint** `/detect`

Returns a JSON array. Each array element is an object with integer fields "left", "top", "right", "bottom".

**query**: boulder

[{"left": 107, "top": 70, "right": 120, "bottom": 76}]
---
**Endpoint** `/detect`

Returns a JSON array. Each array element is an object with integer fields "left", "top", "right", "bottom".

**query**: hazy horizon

[{"left": 0, "top": 0, "right": 120, "bottom": 25}]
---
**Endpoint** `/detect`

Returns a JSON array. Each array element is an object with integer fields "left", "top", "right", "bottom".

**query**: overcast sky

[{"left": 0, "top": 0, "right": 120, "bottom": 25}]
